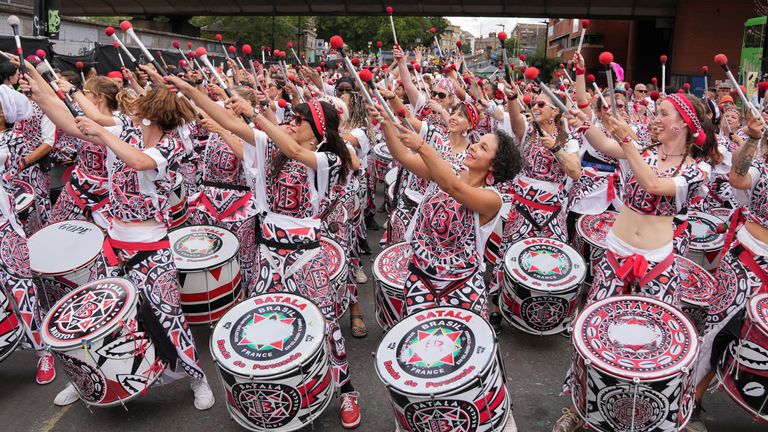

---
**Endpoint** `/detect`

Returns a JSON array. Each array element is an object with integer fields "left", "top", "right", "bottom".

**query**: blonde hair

[
  {"left": 84, "top": 76, "right": 134, "bottom": 113},
  {"left": 131, "top": 87, "right": 195, "bottom": 131}
]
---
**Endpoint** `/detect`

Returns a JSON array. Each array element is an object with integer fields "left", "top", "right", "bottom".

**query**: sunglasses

[
  {"left": 534, "top": 101, "right": 554, "bottom": 109},
  {"left": 636, "top": 89, "right": 647, "bottom": 93},
  {"left": 432, "top": 91, "right": 448, "bottom": 99},
  {"left": 291, "top": 116, "right": 307, "bottom": 127},
  {"left": 336, "top": 87, "right": 354, "bottom": 94}
]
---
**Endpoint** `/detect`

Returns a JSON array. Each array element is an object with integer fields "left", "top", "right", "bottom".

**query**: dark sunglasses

[
  {"left": 291, "top": 116, "right": 307, "bottom": 127},
  {"left": 535, "top": 100, "right": 554, "bottom": 109},
  {"left": 336, "top": 87, "right": 354, "bottom": 94},
  {"left": 432, "top": 91, "right": 448, "bottom": 99},
  {"left": 636, "top": 89, "right": 648, "bottom": 93}
]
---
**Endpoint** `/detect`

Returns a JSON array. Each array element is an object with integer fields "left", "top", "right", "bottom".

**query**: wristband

[
  {"left": 549, "top": 144, "right": 562, "bottom": 153},
  {"left": 20, "top": 158, "right": 27, "bottom": 168},
  {"left": 507, "top": 94, "right": 518, "bottom": 101},
  {"left": 577, "top": 101, "right": 590, "bottom": 109},
  {"left": 575, "top": 67, "right": 586, "bottom": 76}
]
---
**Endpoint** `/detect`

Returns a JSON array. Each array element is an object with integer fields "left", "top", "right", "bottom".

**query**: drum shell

[
  {"left": 716, "top": 295, "right": 768, "bottom": 423},
  {"left": 47, "top": 300, "right": 165, "bottom": 407},
  {"left": 378, "top": 343, "right": 510, "bottom": 432},
  {"left": 13, "top": 179, "right": 40, "bottom": 237},
  {"left": 0, "top": 289, "right": 23, "bottom": 363},
  {"left": 321, "top": 236, "right": 349, "bottom": 319},
  {"left": 500, "top": 278, "right": 580, "bottom": 335},
  {"left": 569, "top": 345, "right": 696, "bottom": 432},
  {"left": 372, "top": 242, "right": 411, "bottom": 331},
  {"left": 575, "top": 212, "right": 617, "bottom": 277},
  {"left": 375, "top": 278, "right": 404, "bottom": 331},
  {"left": 179, "top": 259, "right": 243, "bottom": 325},
  {"left": 674, "top": 257, "right": 716, "bottom": 335},
  {"left": 169, "top": 174, "right": 189, "bottom": 229},
  {"left": 685, "top": 212, "right": 726, "bottom": 272},
  {"left": 373, "top": 143, "right": 393, "bottom": 181}
]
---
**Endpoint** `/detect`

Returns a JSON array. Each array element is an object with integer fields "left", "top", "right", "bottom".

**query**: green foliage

[
  {"left": 524, "top": 49, "right": 565, "bottom": 83},
  {"left": 307, "top": 16, "right": 450, "bottom": 51},
  {"left": 190, "top": 16, "right": 303, "bottom": 48}
]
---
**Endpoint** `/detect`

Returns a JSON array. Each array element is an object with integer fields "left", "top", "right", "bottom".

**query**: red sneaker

[
  {"left": 36, "top": 352, "right": 56, "bottom": 385},
  {"left": 339, "top": 391, "right": 361, "bottom": 429}
]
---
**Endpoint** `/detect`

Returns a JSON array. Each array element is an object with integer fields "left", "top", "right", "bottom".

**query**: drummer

[
  {"left": 686, "top": 108, "right": 768, "bottom": 432},
  {"left": 22, "top": 65, "right": 215, "bottom": 410},
  {"left": 552, "top": 94, "right": 710, "bottom": 432},
  {"left": 371, "top": 103, "right": 522, "bottom": 318},
  {"left": 168, "top": 74, "right": 362, "bottom": 429},
  {"left": 0, "top": 82, "right": 55, "bottom": 385}
]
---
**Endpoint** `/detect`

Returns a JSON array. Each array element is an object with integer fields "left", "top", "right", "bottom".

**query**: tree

[
  {"left": 190, "top": 16, "right": 301, "bottom": 49},
  {"left": 524, "top": 49, "right": 565, "bottom": 83},
  {"left": 315, "top": 16, "right": 450, "bottom": 51}
]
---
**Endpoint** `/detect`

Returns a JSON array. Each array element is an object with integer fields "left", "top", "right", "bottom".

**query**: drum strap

[
  {"left": 673, "top": 220, "right": 689, "bottom": 238},
  {"left": 197, "top": 191, "right": 253, "bottom": 222},
  {"left": 732, "top": 243, "right": 768, "bottom": 295},
  {"left": 607, "top": 172, "right": 619, "bottom": 203},
  {"left": 200, "top": 180, "right": 251, "bottom": 192},
  {"left": 102, "top": 237, "right": 172, "bottom": 267},
  {"left": 721, "top": 208, "right": 746, "bottom": 258},
  {"left": 513, "top": 192, "right": 561, "bottom": 231},
  {"left": 407, "top": 261, "right": 474, "bottom": 301},
  {"left": 606, "top": 250, "right": 675, "bottom": 293},
  {"left": 67, "top": 181, "right": 108, "bottom": 216},
  {"left": 255, "top": 228, "right": 320, "bottom": 250}
]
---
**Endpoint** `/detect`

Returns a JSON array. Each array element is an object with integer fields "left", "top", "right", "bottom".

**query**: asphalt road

[{"left": 0, "top": 194, "right": 765, "bottom": 432}]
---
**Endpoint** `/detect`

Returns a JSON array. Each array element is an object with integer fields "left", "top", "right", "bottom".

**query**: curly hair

[
  {"left": 490, "top": 130, "right": 523, "bottom": 184},
  {"left": 131, "top": 86, "right": 195, "bottom": 131}
]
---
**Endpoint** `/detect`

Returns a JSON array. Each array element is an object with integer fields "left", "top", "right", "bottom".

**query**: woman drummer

[
  {"left": 685, "top": 109, "right": 768, "bottom": 432},
  {"left": 371, "top": 103, "right": 522, "bottom": 318},
  {"left": 189, "top": 86, "right": 258, "bottom": 290},
  {"left": 552, "top": 93, "right": 710, "bottom": 432},
  {"left": 167, "top": 75, "right": 362, "bottom": 429},
  {"left": 49, "top": 76, "right": 135, "bottom": 223},
  {"left": 0, "top": 83, "right": 56, "bottom": 385},
  {"left": 22, "top": 67, "right": 215, "bottom": 410}
]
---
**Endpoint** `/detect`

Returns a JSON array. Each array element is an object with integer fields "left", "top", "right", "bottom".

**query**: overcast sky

[{"left": 446, "top": 17, "right": 548, "bottom": 38}]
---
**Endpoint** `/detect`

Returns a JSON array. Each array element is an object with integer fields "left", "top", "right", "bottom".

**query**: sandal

[{"left": 350, "top": 314, "right": 368, "bottom": 338}]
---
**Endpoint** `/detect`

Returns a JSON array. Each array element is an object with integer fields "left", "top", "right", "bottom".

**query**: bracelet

[
  {"left": 577, "top": 101, "right": 590, "bottom": 109},
  {"left": 575, "top": 67, "right": 586, "bottom": 76},
  {"left": 507, "top": 94, "right": 518, "bottom": 101},
  {"left": 20, "top": 158, "right": 28, "bottom": 168},
  {"left": 549, "top": 144, "right": 562, "bottom": 153}
]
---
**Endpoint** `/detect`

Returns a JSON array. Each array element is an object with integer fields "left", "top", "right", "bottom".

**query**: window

[
  {"left": 744, "top": 24, "right": 765, "bottom": 49},
  {"left": 572, "top": 20, "right": 579, "bottom": 33}
]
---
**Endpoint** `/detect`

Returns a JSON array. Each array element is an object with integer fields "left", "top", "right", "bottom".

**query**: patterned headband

[
  {"left": 667, "top": 94, "right": 706, "bottom": 147},
  {"left": 307, "top": 99, "right": 327, "bottom": 143},
  {"left": 463, "top": 102, "right": 479, "bottom": 130}
]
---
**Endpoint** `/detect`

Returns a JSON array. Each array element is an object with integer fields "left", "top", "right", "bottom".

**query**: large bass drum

[
  {"left": 210, "top": 293, "right": 333, "bottom": 431},
  {"left": 375, "top": 307, "right": 510, "bottom": 432},
  {"left": 569, "top": 295, "right": 700, "bottom": 432},
  {"left": 373, "top": 242, "right": 411, "bottom": 331}
]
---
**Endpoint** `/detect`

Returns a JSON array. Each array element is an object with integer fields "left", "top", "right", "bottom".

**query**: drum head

[
  {"left": 573, "top": 295, "right": 699, "bottom": 380},
  {"left": 12, "top": 179, "right": 34, "bottom": 213},
  {"left": 211, "top": 293, "right": 326, "bottom": 378},
  {"left": 576, "top": 212, "right": 617, "bottom": 249},
  {"left": 503, "top": 237, "right": 586, "bottom": 293},
  {"left": 747, "top": 294, "right": 768, "bottom": 337},
  {"left": 385, "top": 167, "right": 398, "bottom": 186},
  {"left": 373, "top": 242, "right": 412, "bottom": 288},
  {"left": 321, "top": 237, "right": 345, "bottom": 281},
  {"left": 41, "top": 278, "right": 138, "bottom": 350},
  {"left": 374, "top": 143, "right": 392, "bottom": 160},
  {"left": 170, "top": 225, "right": 240, "bottom": 271},
  {"left": 676, "top": 256, "right": 716, "bottom": 307},
  {"left": 688, "top": 211, "right": 725, "bottom": 251},
  {"left": 375, "top": 307, "right": 495, "bottom": 395},
  {"left": 28, "top": 221, "right": 104, "bottom": 276}
]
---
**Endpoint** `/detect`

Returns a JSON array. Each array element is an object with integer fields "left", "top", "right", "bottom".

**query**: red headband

[
  {"left": 667, "top": 94, "right": 706, "bottom": 147},
  {"left": 463, "top": 102, "right": 479, "bottom": 130},
  {"left": 307, "top": 99, "right": 327, "bottom": 143}
]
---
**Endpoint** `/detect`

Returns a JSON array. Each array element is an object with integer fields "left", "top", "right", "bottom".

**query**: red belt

[
  {"left": 721, "top": 207, "right": 746, "bottom": 258},
  {"left": 66, "top": 182, "right": 108, "bottom": 214},
  {"left": 733, "top": 242, "right": 768, "bottom": 296},
  {"left": 513, "top": 192, "right": 560, "bottom": 213},
  {"left": 606, "top": 250, "right": 675, "bottom": 293},
  {"left": 102, "top": 237, "right": 171, "bottom": 266}
]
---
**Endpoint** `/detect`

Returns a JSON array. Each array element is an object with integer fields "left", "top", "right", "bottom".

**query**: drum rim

[
  {"left": 572, "top": 295, "right": 700, "bottom": 381},
  {"left": 747, "top": 293, "right": 768, "bottom": 337},
  {"left": 169, "top": 224, "right": 242, "bottom": 272},
  {"left": 687, "top": 211, "right": 725, "bottom": 250},
  {"left": 41, "top": 277, "right": 139, "bottom": 349},
  {"left": 0, "top": 296, "right": 23, "bottom": 362},
  {"left": 374, "top": 306, "right": 498, "bottom": 394},
  {"left": 675, "top": 256, "right": 715, "bottom": 306},
  {"left": 28, "top": 220, "right": 105, "bottom": 276},
  {"left": 320, "top": 237, "right": 346, "bottom": 281},
  {"left": 503, "top": 236, "right": 587, "bottom": 293},
  {"left": 210, "top": 292, "right": 328, "bottom": 378},
  {"left": 715, "top": 348, "right": 768, "bottom": 423},
  {"left": 575, "top": 211, "right": 617, "bottom": 250},
  {"left": 372, "top": 241, "right": 411, "bottom": 286},
  {"left": 373, "top": 142, "right": 393, "bottom": 158}
]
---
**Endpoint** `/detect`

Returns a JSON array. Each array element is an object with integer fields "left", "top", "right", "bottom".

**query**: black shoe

[
  {"left": 359, "top": 238, "right": 372, "bottom": 255},
  {"left": 366, "top": 217, "right": 380, "bottom": 231},
  {"left": 489, "top": 312, "right": 503, "bottom": 335}
]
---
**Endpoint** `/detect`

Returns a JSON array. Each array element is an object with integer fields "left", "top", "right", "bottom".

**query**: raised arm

[
  {"left": 76, "top": 117, "right": 157, "bottom": 170},
  {"left": 369, "top": 105, "right": 430, "bottom": 179},
  {"left": 730, "top": 110, "right": 764, "bottom": 190},
  {"left": 394, "top": 45, "right": 422, "bottom": 106},
  {"left": 506, "top": 83, "right": 527, "bottom": 143}
]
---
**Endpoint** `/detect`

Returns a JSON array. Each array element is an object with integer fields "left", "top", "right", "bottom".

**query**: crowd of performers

[{"left": 0, "top": 36, "right": 766, "bottom": 432}]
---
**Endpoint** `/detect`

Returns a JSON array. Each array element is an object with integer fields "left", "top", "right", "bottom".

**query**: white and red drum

[
  {"left": 28, "top": 220, "right": 106, "bottom": 310},
  {"left": 373, "top": 143, "right": 393, "bottom": 181},
  {"left": 13, "top": 179, "right": 40, "bottom": 236},
  {"left": 321, "top": 237, "right": 350, "bottom": 318},
  {"left": 41, "top": 278, "right": 166, "bottom": 407},
  {"left": 373, "top": 242, "right": 411, "bottom": 331},
  {"left": 484, "top": 194, "right": 513, "bottom": 265},
  {"left": 675, "top": 256, "right": 716, "bottom": 334},
  {"left": 686, "top": 211, "right": 726, "bottom": 271},
  {"left": 570, "top": 296, "right": 700, "bottom": 432},
  {"left": 0, "top": 289, "right": 23, "bottom": 363},
  {"left": 169, "top": 225, "right": 242, "bottom": 325},
  {"left": 169, "top": 172, "right": 189, "bottom": 229},
  {"left": 500, "top": 237, "right": 586, "bottom": 335},
  {"left": 575, "top": 211, "right": 617, "bottom": 276},
  {"left": 716, "top": 293, "right": 768, "bottom": 423},
  {"left": 210, "top": 293, "right": 333, "bottom": 431},
  {"left": 385, "top": 168, "right": 398, "bottom": 211},
  {"left": 375, "top": 307, "right": 511, "bottom": 432}
]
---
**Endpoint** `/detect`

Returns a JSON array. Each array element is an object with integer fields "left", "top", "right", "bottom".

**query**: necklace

[{"left": 659, "top": 147, "right": 684, "bottom": 161}]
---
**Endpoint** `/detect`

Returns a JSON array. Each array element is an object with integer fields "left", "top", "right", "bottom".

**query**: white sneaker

[
  {"left": 353, "top": 268, "right": 368, "bottom": 284},
  {"left": 503, "top": 413, "right": 518, "bottom": 432},
  {"left": 190, "top": 376, "right": 215, "bottom": 410},
  {"left": 54, "top": 383, "right": 80, "bottom": 406}
]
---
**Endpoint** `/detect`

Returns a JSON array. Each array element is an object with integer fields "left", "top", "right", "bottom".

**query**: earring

[
  {"left": 141, "top": 118, "right": 152, "bottom": 127},
  {"left": 548, "top": 119, "right": 554, "bottom": 125},
  {"left": 485, "top": 172, "right": 495, "bottom": 186}
]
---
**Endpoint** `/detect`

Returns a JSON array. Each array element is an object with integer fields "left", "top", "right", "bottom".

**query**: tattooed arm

[
  {"left": 730, "top": 110, "right": 764, "bottom": 190},
  {"left": 541, "top": 134, "right": 582, "bottom": 180}
]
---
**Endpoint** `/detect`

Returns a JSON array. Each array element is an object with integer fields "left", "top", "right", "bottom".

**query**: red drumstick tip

[
  {"left": 351, "top": 57, "right": 361, "bottom": 67},
  {"left": 278, "top": 98, "right": 288, "bottom": 108},
  {"left": 683, "top": 83, "right": 691, "bottom": 90},
  {"left": 524, "top": 66, "right": 540, "bottom": 81},
  {"left": 598, "top": 51, "right": 614, "bottom": 65},
  {"left": 242, "top": 44, "right": 252, "bottom": 55},
  {"left": 519, "top": 54, "right": 526, "bottom": 61},
  {"left": 105, "top": 26, "right": 115, "bottom": 36},
  {"left": 228, "top": 46, "right": 236, "bottom": 54},
  {"left": 430, "top": 27, "right": 436, "bottom": 34},
  {"left": 316, "top": 66, "right": 322, "bottom": 72},
  {"left": 386, "top": 6, "right": 394, "bottom": 14},
  {"left": 713, "top": 53, "right": 728, "bottom": 66},
  {"left": 758, "top": 81, "right": 768, "bottom": 92},
  {"left": 216, "top": 34, "right": 223, "bottom": 42},
  {"left": 187, "top": 42, "right": 193, "bottom": 49},
  {"left": 195, "top": 47, "right": 208, "bottom": 58},
  {"left": 651, "top": 77, "right": 658, "bottom": 85},
  {"left": 650, "top": 90, "right": 660, "bottom": 101},
  {"left": 119, "top": 21, "right": 132, "bottom": 32},
  {"left": 456, "top": 41, "right": 462, "bottom": 48},
  {"left": 114, "top": 41, "right": 119, "bottom": 49},
  {"left": 396, "top": 107, "right": 407, "bottom": 117},
  {"left": 172, "top": 40, "right": 180, "bottom": 49},
  {"left": 377, "top": 41, "right": 383, "bottom": 48},
  {"left": 36, "top": 49, "right": 46, "bottom": 58},
  {"left": 522, "top": 94, "right": 532, "bottom": 105},
  {"left": 497, "top": 32, "right": 508, "bottom": 42},
  {"left": 587, "top": 74, "right": 595, "bottom": 83},
  {"left": 287, "top": 73, "right": 296, "bottom": 82},
  {"left": 582, "top": 19, "right": 590, "bottom": 29},
  {"left": 330, "top": 35, "right": 344, "bottom": 50},
  {"left": 75, "top": 61, "right": 84, "bottom": 69},
  {"left": 359, "top": 68, "right": 373, "bottom": 82},
  {"left": 660, "top": 55, "right": 668, "bottom": 63},
  {"left": 701, "top": 65, "right": 709, "bottom": 74}
]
